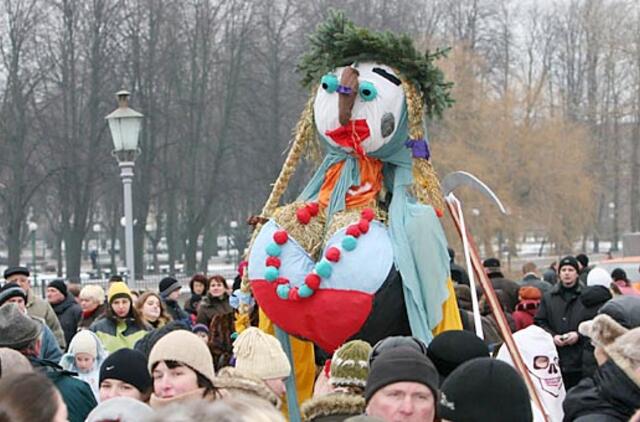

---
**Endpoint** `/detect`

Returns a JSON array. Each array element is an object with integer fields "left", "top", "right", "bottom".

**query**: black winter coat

[
  {"left": 534, "top": 283, "right": 587, "bottom": 375},
  {"left": 52, "top": 295, "right": 82, "bottom": 348},
  {"left": 563, "top": 360, "right": 640, "bottom": 422},
  {"left": 487, "top": 272, "right": 521, "bottom": 312},
  {"left": 578, "top": 286, "right": 612, "bottom": 378},
  {"left": 164, "top": 298, "right": 190, "bottom": 325}
]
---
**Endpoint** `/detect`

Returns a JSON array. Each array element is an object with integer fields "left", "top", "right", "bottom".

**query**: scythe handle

[{"left": 445, "top": 199, "right": 549, "bottom": 422}]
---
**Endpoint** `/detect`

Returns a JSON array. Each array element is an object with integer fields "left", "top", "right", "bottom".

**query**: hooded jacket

[
  {"left": 26, "top": 288, "right": 66, "bottom": 349},
  {"left": 59, "top": 330, "right": 108, "bottom": 401},
  {"left": 52, "top": 295, "right": 82, "bottom": 347},
  {"left": 196, "top": 293, "right": 233, "bottom": 327},
  {"left": 301, "top": 393, "right": 365, "bottom": 422},
  {"left": 563, "top": 359, "right": 640, "bottom": 422}
]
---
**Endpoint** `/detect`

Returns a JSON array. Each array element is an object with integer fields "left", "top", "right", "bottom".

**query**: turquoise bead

[
  {"left": 299, "top": 284, "right": 314, "bottom": 298},
  {"left": 315, "top": 260, "right": 332, "bottom": 278},
  {"left": 264, "top": 266, "right": 279, "bottom": 281},
  {"left": 266, "top": 243, "right": 281, "bottom": 257},
  {"left": 276, "top": 284, "right": 290, "bottom": 299},
  {"left": 342, "top": 235, "right": 357, "bottom": 251}
]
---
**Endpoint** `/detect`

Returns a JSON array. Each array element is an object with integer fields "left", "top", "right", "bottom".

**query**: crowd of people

[{"left": 0, "top": 253, "right": 638, "bottom": 422}]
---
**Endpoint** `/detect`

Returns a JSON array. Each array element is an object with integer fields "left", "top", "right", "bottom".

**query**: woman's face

[
  {"left": 152, "top": 361, "right": 199, "bottom": 399},
  {"left": 99, "top": 379, "right": 144, "bottom": 402},
  {"left": 111, "top": 297, "right": 131, "bottom": 318},
  {"left": 193, "top": 281, "right": 205, "bottom": 295},
  {"left": 209, "top": 280, "right": 226, "bottom": 297},
  {"left": 142, "top": 295, "right": 161, "bottom": 322},
  {"left": 79, "top": 297, "right": 99, "bottom": 312}
]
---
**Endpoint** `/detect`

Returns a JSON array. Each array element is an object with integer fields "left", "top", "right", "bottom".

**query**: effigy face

[{"left": 314, "top": 63, "right": 406, "bottom": 155}]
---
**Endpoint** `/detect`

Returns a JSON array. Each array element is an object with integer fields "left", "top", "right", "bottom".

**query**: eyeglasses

[{"left": 368, "top": 336, "right": 428, "bottom": 366}]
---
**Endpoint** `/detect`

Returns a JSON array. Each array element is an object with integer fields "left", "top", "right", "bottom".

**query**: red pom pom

[
  {"left": 296, "top": 207, "right": 311, "bottom": 225},
  {"left": 325, "top": 247, "right": 341, "bottom": 262},
  {"left": 275, "top": 277, "right": 289, "bottom": 285},
  {"left": 266, "top": 256, "right": 281, "bottom": 268},
  {"left": 358, "top": 219, "right": 370, "bottom": 234},
  {"left": 435, "top": 208, "right": 444, "bottom": 218},
  {"left": 273, "top": 230, "right": 289, "bottom": 245},
  {"left": 288, "top": 287, "right": 300, "bottom": 301},
  {"left": 361, "top": 208, "right": 375, "bottom": 222},
  {"left": 307, "top": 202, "right": 319, "bottom": 217},
  {"left": 305, "top": 273, "right": 321, "bottom": 290},
  {"left": 346, "top": 225, "right": 361, "bottom": 238}
]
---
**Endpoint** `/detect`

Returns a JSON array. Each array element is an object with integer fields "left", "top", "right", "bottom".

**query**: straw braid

[{"left": 402, "top": 78, "right": 446, "bottom": 213}]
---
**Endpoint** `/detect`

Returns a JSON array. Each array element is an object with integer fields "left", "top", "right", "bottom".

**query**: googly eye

[
  {"left": 320, "top": 74, "right": 338, "bottom": 93},
  {"left": 359, "top": 81, "right": 377, "bottom": 101}
]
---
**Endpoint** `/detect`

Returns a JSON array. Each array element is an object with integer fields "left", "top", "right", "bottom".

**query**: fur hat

[
  {"left": 79, "top": 285, "right": 105, "bottom": 305},
  {"left": 148, "top": 330, "right": 215, "bottom": 385},
  {"left": 3, "top": 266, "right": 29, "bottom": 279},
  {"left": 0, "top": 303, "right": 42, "bottom": 349},
  {"left": 214, "top": 366, "right": 279, "bottom": 407},
  {"left": 0, "top": 282, "right": 27, "bottom": 306},
  {"left": 69, "top": 330, "right": 97, "bottom": 358},
  {"left": 579, "top": 313, "right": 628, "bottom": 348},
  {"left": 107, "top": 281, "right": 132, "bottom": 303},
  {"left": 301, "top": 393, "right": 365, "bottom": 422},
  {"left": 0, "top": 347, "right": 33, "bottom": 378},
  {"left": 330, "top": 340, "right": 372, "bottom": 389},
  {"left": 233, "top": 327, "right": 291, "bottom": 380},
  {"left": 604, "top": 327, "right": 640, "bottom": 388}
]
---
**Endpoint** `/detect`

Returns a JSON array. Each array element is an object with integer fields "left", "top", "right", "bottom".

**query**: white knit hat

[
  {"left": 586, "top": 267, "right": 612, "bottom": 289},
  {"left": 233, "top": 327, "right": 291, "bottom": 380},
  {"left": 148, "top": 330, "right": 215, "bottom": 385},
  {"left": 69, "top": 330, "right": 97, "bottom": 358}
]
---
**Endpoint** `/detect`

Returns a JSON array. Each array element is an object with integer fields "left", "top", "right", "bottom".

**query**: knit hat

[
  {"left": 69, "top": 330, "right": 97, "bottom": 358},
  {"left": 85, "top": 397, "right": 153, "bottom": 422},
  {"left": 3, "top": 266, "right": 29, "bottom": 279},
  {"left": 100, "top": 348, "right": 152, "bottom": 393},
  {"left": 192, "top": 323, "right": 209, "bottom": 335},
  {"left": 364, "top": 347, "right": 439, "bottom": 404},
  {"left": 233, "top": 327, "right": 291, "bottom": 380},
  {"left": 557, "top": 256, "right": 579, "bottom": 273},
  {"left": 47, "top": 279, "right": 67, "bottom": 297},
  {"left": 576, "top": 253, "right": 589, "bottom": 268},
  {"left": 159, "top": 277, "right": 181, "bottom": 298},
  {"left": 611, "top": 268, "right": 628, "bottom": 282},
  {"left": 427, "top": 330, "right": 489, "bottom": 381},
  {"left": 439, "top": 358, "right": 532, "bottom": 422},
  {"left": 518, "top": 286, "right": 542, "bottom": 301},
  {"left": 79, "top": 285, "right": 105, "bottom": 305},
  {"left": 579, "top": 313, "right": 627, "bottom": 348},
  {"left": 107, "top": 281, "right": 132, "bottom": 303},
  {"left": 0, "top": 303, "right": 42, "bottom": 349},
  {"left": 330, "top": 340, "right": 372, "bottom": 389},
  {"left": 0, "top": 282, "right": 27, "bottom": 306},
  {"left": 0, "top": 347, "right": 33, "bottom": 378},
  {"left": 604, "top": 327, "right": 640, "bottom": 388},
  {"left": 598, "top": 296, "right": 640, "bottom": 329},
  {"left": 148, "top": 330, "right": 215, "bottom": 385},
  {"left": 482, "top": 258, "right": 501, "bottom": 268},
  {"left": 586, "top": 267, "right": 612, "bottom": 288}
]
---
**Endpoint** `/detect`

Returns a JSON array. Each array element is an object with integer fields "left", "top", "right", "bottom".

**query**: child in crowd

[
  {"left": 59, "top": 329, "right": 108, "bottom": 401},
  {"left": 192, "top": 323, "right": 209, "bottom": 343}
]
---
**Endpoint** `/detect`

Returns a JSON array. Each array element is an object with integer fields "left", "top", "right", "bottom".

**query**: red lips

[{"left": 325, "top": 119, "right": 370, "bottom": 156}]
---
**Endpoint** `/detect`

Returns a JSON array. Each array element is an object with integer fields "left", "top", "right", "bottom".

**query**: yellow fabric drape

[{"left": 432, "top": 278, "right": 463, "bottom": 335}]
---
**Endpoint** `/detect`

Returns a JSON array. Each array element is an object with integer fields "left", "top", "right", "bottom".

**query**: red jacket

[{"left": 512, "top": 299, "right": 539, "bottom": 331}]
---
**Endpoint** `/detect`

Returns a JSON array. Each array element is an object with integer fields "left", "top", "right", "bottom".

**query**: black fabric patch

[{"left": 373, "top": 67, "right": 401, "bottom": 86}]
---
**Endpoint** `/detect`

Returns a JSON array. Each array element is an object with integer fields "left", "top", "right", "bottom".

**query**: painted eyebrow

[{"left": 372, "top": 67, "right": 401, "bottom": 86}]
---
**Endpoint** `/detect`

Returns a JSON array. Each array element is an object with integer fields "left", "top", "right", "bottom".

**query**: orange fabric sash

[{"left": 318, "top": 156, "right": 383, "bottom": 209}]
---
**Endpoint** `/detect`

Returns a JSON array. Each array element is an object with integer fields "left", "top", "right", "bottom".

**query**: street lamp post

[
  {"left": 106, "top": 91, "right": 143, "bottom": 282},
  {"left": 28, "top": 221, "right": 38, "bottom": 294},
  {"left": 229, "top": 220, "right": 238, "bottom": 268},
  {"left": 93, "top": 223, "right": 102, "bottom": 279}
]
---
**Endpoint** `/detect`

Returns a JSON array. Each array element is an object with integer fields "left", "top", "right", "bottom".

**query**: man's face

[
  {"left": 46, "top": 288, "right": 65, "bottom": 305},
  {"left": 559, "top": 266, "right": 578, "bottom": 287},
  {"left": 6, "top": 296, "right": 27, "bottom": 313},
  {"left": 366, "top": 382, "right": 436, "bottom": 422},
  {"left": 7, "top": 274, "right": 30, "bottom": 292}
]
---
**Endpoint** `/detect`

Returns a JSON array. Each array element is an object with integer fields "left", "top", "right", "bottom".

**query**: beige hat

[
  {"left": 148, "top": 330, "right": 215, "bottom": 385},
  {"left": 604, "top": 327, "right": 640, "bottom": 388},
  {"left": 0, "top": 347, "right": 33, "bottom": 378},
  {"left": 233, "top": 327, "right": 291, "bottom": 380},
  {"left": 579, "top": 314, "right": 627, "bottom": 348},
  {"left": 215, "top": 366, "right": 280, "bottom": 407},
  {"left": 69, "top": 330, "right": 97, "bottom": 358}
]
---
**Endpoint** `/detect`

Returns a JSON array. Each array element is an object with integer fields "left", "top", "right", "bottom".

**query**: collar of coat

[{"left": 301, "top": 393, "right": 365, "bottom": 421}]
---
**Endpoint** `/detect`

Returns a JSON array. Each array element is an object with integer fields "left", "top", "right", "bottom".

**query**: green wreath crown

[{"left": 297, "top": 10, "right": 454, "bottom": 118}]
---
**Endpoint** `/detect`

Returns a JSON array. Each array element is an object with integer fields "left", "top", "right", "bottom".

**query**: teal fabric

[
  {"left": 297, "top": 106, "right": 450, "bottom": 344},
  {"left": 274, "top": 325, "right": 301, "bottom": 422}
]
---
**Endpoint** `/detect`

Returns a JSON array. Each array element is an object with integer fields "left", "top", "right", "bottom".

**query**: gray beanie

[{"left": 0, "top": 303, "right": 42, "bottom": 349}]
